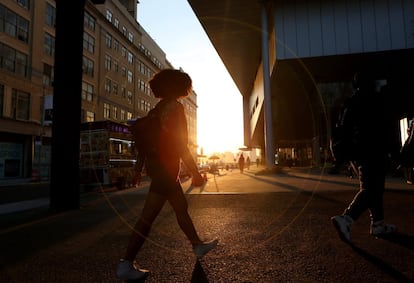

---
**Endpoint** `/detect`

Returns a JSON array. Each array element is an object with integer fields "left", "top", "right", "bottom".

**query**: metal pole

[{"left": 260, "top": 1, "right": 275, "bottom": 169}]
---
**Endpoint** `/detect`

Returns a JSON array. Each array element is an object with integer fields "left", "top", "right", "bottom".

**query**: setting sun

[
  {"left": 196, "top": 81, "right": 244, "bottom": 156},
  {"left": 137, "top": 1, "right": 245, "bottom": 157}
]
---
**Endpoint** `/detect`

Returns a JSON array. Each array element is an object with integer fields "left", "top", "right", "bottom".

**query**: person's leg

[
  {"left": 343, "top": 163, "right": 369, "bottom": 221},
  {"left": 331, "top": 163, "right": 367, "bottom": 243},
  {"left": 366, "top": 164, "right": 385, "bottom": 223},
  {"left": 167, "top": 181, "right": 218, "bottom": 258},
  {"left": 123, "top": 190, "right": 166, "bottom": 261},
  {"left": 167, "top": 181, "right": 202, "bottom": 245}
]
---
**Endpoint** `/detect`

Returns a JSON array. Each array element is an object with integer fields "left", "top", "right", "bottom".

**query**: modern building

[
  {"left": 0, "top": 0, "right": 199, "bottom": 180},
  {"left": 188, "top": 0, "right": 414, "bottom": 168}
]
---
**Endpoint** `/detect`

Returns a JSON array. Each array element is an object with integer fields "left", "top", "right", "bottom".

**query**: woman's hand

[{"left": 191, "top": 172, "right": 206, "bottom": 187}]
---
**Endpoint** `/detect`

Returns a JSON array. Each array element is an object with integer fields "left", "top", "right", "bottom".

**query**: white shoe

[
  {"left": 193, "top": 239, "right": 218, "bottom": 259},
  {"left": 116, "top": 259, "right": 149, "bottom": 280},
  {"left": 370, "top": 221, "right": 397, "bottom": 236},
  {"left": 331, "top": 215, "right": 353, "bottom": 243}
]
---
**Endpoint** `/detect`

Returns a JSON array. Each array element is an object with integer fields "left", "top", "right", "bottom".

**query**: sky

[{"left": 137, "top": 0, "right": 244, "bottom": 156}]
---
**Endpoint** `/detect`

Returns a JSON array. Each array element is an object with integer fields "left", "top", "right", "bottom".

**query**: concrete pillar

[
  {"left": 260, "top": 2, "right": 275, "bottom": 168},
  {"left": 50, "top": 0, "right": 86, "bottom": 212}
]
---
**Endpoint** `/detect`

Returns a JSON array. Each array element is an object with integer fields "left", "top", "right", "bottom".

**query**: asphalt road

[{"left": 0, "top": 167, "right": 413, "bottom": 282}]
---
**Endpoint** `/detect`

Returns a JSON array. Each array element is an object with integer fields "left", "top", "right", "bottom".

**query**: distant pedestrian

[
  {"left": 331, "top": 71, "right": 396, "bottom": 244},
  {"left": 116, "top": 69, "right": 218, "bottom": 281},
  {"left": 246, "top": 156, "right": 250, "bottom": 170},
  {"left": 256, "top": 158, "right": 260, "bottom": 168},
  {"left": 287, "top": 155, "right": 293, "bottom": 168},
  {"left": 238, "top": 153, "right": 245, "bottom": 173}
]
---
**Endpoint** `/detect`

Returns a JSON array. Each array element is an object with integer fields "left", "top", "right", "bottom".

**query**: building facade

[
  {"left": 0, "top": 0, "right": 198, "bottom": 180},
  {"left": 189, "top": 0, "right": 414, "bottom": 167}
]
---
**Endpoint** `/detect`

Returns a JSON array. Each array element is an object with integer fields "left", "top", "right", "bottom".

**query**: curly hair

[{"left": 149, "top": 69, "right": 192, "bottom": 99}]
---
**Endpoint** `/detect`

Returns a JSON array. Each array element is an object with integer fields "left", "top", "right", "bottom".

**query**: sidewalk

[{"left": 0, "top": 166, "right": 412, "bottom": 216}]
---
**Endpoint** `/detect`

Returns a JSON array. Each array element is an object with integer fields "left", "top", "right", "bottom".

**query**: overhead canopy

[
  {"left": 188, "top": 0, "right": 263, "bottom": 97},
  {"left": 188, "top": 0, "right": 414, "bottom": 97}
]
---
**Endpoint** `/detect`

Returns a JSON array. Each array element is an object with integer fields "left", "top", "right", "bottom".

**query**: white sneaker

[
  {"left": 116, "top": 259, "right": 149, "bottom": 280},
  {"left": 331, "top": 215, "right": 353, "bottom": 243},
  {"left": 193, "top": 239, "right": 218, "bottom": 259},
  {"left": 370, "top": 221, "right": 397, "bottom": 236}
]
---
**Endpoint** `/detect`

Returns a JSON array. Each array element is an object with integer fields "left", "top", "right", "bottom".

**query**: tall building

[{"left": 0, "top": 0, "right": 199, "bottom": 180}]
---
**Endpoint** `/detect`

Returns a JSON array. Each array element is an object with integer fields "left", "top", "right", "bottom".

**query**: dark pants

[
  {"left": 344, "top": 159, "right": 386, "bottom": 222},
  {"left": 123, "top": 177, "right": 201, "bottom": 261}
]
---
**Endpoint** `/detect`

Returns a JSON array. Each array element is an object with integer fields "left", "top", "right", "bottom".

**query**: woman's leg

[
  {"left": 168, "top": 182, "right": 203, "bottom": 245},
  {"left": 123, "top": 190, "right": 166, "bottom": 261}
]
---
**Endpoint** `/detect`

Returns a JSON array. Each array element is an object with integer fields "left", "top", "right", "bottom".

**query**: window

[
  {"left": 128, "top": 32, "right": 134, "bottom": 43},
  {"left": 114, "top": 60, "right": 118, "bottom": 72},
  {"left": 45, "top": 3, "right": 56, "bottom": 27},
  {"left": 43, "top": 63, "right": 54, "bottom": 87},
  {"left": 104, "top": 55, "right": 111, "bottom": 71},
  {"left": 127, "top": 112, "right": 132, "bottom": 121},
  {"left": 122, "top": 26, "right": 126, "bottom": 36},
  {"left": 106, "top": 10, "right": 112, "bottom": 23},
  {"left": 113, "top": 82, "right": 118, "bottom": 95},
  {"left": 103, "top": 103, "right": 110, "bottom": 119},
  {"left": 138, "top": 80, "right": 145, "bottom": 92},
  {"left": 128, "top": 52, "right": 133, "bottom": 64},
  {"left": 84, "top": 11, "right": 95, "bottom": 31},
  {"left": 82, "top": 56, "right": 94, "bottom": 77},
  {"left": 44, "top": 32, "right": 55, "bottom": 57},
  {"left": 113, "top": 39, "right": 119, "bottom": 52},
  {"left": 15, "top": 0, "right": 30, "bottom": 9},
  {"left": 127, "top": 91, "right": 132, "bottom": 104},
  {"left": 127, "top": 70, "right": 133, "bottom": 83},
  {"left": 82, "top": 110, "right": 95, "bottom": 122},
  {"left": 0, "top": 43, "right": 28, "bottom": 77},
  {"left": 114, "top": 18, "right": 119, "bottom": 29},
  {"left": 121, "top": 46, "right": 126, "bottom": 58},
  {"left": 105, "top": 32, "right": 112, "bottom": 48},
  {"left": 113, "top": 106, "right": 117, "bottom": 119},
  {"left": 16, "top": 15, "right": 29, "bottom": 42},
  {"left": 140, "top": 100, "right": 151, "bottom": 112},
  {"left": 120, "top": 109, "right": 125, "bottom": 121},
  {"left": 83, "top": 32, "right": 95, "bottom": 53},
  {"left": 82, "top": 81, "right": 93, "bottom": 101},
  {"left": 0, "top": 5, "right": 29, "bottom": 43},
  {"left": 121, "top": 66, "right": 126, "bottom": 78},
  {"left": 11, "top": 89, "right": 30, "bottom": 120},
  {"left": 105, "top": 78, "right": 111, "bottom": 94},
  {"left": 15, "top": 49, "right": 27, "bottom": 77}
]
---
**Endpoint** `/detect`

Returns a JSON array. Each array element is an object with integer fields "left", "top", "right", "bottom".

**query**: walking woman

[{"left": 116, "top": 69, "right": 218, "bottom": 280}]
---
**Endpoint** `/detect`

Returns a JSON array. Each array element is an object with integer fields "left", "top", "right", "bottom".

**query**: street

[{"left": 0, "top": 167, "right": 413, "bottom": 282}]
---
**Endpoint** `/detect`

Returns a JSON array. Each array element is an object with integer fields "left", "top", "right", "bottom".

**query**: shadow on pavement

[
  {"left": 377, "top": 232, "right": 414, "bottom": 250},
  {"left": 351, "top": 245, "right": 412, "bottom": 283},
  {"left": 191, "top": 260, "right": 209, "bottom": 283}
]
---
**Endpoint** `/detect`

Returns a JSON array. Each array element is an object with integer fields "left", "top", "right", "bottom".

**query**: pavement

[{"left": 0, "top": 166, "right": 413, "bottom": 282}]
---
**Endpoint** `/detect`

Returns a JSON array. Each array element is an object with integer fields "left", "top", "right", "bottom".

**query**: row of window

[
  {"left": 105, "top": 9, "right": 134, "bottom": 44},
  {"left": 0, "top": 35, "right": 53, "bottom": 82},
  {"left": 103, "top": 102, "right": 133, "bottom": 121},
  {"left": 0, "top": 2, "right": 55, "bottom": 44},
  {"left": 82, "top": 9, "right": 157, "bottom": 121}
]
